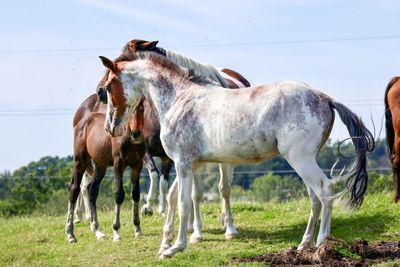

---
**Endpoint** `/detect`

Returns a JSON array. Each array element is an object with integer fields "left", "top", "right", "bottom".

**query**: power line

[
  {"left": 0, "top": 99, "right": 385, "bottom": 117},
  {"left": 171, "top": 35, "right": 400, "bottom": 48},
  {"left": 1, "top": 34, "right": 399, "bottom": 54}
]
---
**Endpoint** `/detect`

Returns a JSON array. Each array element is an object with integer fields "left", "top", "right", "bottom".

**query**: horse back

[{"left": 72, "top": 94, "right": 107, "bottom": 127}]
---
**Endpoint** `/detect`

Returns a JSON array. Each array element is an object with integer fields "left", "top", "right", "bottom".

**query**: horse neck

[{"left": 127, "top": 62, "right": 198, "bottom": 125}]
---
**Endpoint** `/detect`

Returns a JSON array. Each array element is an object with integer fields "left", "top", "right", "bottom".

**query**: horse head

[
  {"left": 126, "top": 97, "right": 145, "bottom": 144},
  {"left": 96, "top": 39, "right": 159, "bottom": 104},
  {"left": 99, "top": 56, "right": 143, "bottom": 137}
]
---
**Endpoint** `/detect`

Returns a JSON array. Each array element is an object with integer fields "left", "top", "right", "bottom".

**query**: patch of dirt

[{"left": 232, "top": 237, "right": 400, "bottom": 266}]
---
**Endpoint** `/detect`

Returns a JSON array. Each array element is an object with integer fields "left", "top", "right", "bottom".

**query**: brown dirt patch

[{"left": 232, "top": 237, "right": 400, "bottom": 266}]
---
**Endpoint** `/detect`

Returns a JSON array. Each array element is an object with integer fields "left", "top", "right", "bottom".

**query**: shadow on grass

[{"left": 203, "top": 211, "right": 396, "bottom": 246}]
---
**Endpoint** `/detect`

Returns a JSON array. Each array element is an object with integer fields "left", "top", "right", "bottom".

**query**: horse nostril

[{"left": 132, "top": 130, "right": 142, "bottom": 140}]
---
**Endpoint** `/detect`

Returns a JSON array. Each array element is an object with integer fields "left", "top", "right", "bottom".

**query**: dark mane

[
  {"left": 115, "top": 39, "right": 166, "bottom": 63},
  {"left": 127, "top": 52, "right": 215, "bottom": 86}
]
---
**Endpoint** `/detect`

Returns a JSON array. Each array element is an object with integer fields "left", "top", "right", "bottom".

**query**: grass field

[{"left": 1, "top": 192, "right": 400, "bottom": 266}]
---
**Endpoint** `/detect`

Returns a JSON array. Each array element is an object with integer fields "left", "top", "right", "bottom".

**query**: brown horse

[
  {"left": 384, "top": 76, "right": 400, "bottom": 202},
  {"left": 65, "top": 101, "right": 146, "bottom": 243}
]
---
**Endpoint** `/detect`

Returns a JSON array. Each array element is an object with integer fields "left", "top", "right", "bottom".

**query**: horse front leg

[
  {"left": 189, "top": 164, "right": 204, "bottom": 243},
  {"left": 88, "top": 165, "right": 107, "bottom": 241},
  {"left": 160, "top": 161, "right": 193, "bottom": 259},
  {"left": 158, "top": 178, "right": 178, "bottom": 255},
  {"left": 131, "top": 162, "right": 143, "bottom": 237},
  {"left": 159, "top": 157, "right": 174, "bottom": 215},
  {"left": 112, "top": 158, "right": 125, "bottom": 242},
  {"left": 65, "top": 159, "right": 87, "bottom": 243},
  {"left": 218, "top": 163, "right": 238, "bottom": 240},
  {"left": 141, "top": 151, "right": 158, "bottom": 216}
]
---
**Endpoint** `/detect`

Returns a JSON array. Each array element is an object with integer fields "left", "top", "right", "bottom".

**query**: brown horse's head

[
  {"left": 96, "top": 39, "right": 158, "bottom": 104},
  {"left": 126, "top": 97, "right": 145, "bottom": 144}
]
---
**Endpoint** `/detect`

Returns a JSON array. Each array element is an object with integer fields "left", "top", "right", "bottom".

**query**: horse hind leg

[
  {"left": 141, "top": 151, "right": 158, "bottom": 216},
  {"left": 159, "top": 158, "right": 173, "bottom": 215},
  {"left": 65, "top": 159, "right": 87, "bottom": 243},
  {"left": 88, "top": 165, "right": 107, "bottom": 241},
  {"left": 218, "top": 163, "right": 238, "bottom": 240},
  {"left": 285, "top": 155, "right": 334, "bottom": 248},
  {"left": 298, "top": 186, "right": 321, "bottom": 250},
  {"left": 74, "top": 172, "right": 91, "bottom": 223},
  {"left": 392, "top": 136, "right": 400, "bottom": 202}
]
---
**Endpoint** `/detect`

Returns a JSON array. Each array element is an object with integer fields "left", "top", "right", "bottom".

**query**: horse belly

[{"left": 200, "top": 133, "right": 279, "bottom": 164}]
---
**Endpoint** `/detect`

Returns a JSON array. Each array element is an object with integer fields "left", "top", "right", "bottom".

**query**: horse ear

[
  {"left": 99, "top": 56, "right": 116, "bottom": 73},
  {"left": 142, "top": 41, "right": 158, "bottom": 49}
]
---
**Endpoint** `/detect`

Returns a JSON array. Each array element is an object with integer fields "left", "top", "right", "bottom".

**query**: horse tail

[
  {"left": 384, "top": 77, "right": 400, "bottom": 164},
  {"left": 329, "top": 100, "right": 375, "bottom": 209}
]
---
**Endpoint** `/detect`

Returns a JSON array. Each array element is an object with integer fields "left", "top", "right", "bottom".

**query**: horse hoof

[
  {"left": 141, "top": 206, "right": 153, "bottom": 216},
  {"left": 158, "top": 243, "right": 171, "bottom": 255},
  {"left": 225, "top": 232, "right": 238, "bottom": 240},
  {"left": 135, "top": 230, "right": 143, "bottom": 237},
  {"left": 68, "top": 235, "right": 77, "bottom": 243},
  {"left": 96, "top": 234, "right": 107, "bottom": 241},
  {"left": 160, "top": 246, "right": 183, "bottom": 259},
  {"left": 113, "top": 236, "right": 122, "bottom": 242},
  {"left": 74, "top": 218, "right": 82, "bottom": 224},
  {"left": 189, "top": 234, "right": 203, "bottom": 244},
  {"left": 159, "top": 253, "right": 172, "bottom": 260}
]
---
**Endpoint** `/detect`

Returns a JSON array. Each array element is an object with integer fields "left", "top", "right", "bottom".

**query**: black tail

[
  {"left": 329, "top": 100, "right": 375, "bottom": 209},
  {"left": 385, "top": 77, "right": 400, "bottom": 164}
]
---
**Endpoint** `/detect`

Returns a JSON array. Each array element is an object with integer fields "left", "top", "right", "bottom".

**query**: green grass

[{"left": 1, "top": 192, "right": 400, "bottom": 266}]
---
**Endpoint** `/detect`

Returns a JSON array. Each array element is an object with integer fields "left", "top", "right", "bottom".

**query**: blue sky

[{"left": 0, "top": 0, "right": 399, "bottom": 172}]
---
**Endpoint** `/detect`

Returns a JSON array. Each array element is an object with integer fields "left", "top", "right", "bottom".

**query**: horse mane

[
  {"left": 126, "top": 52, "right": 219, "bottom": 86},
  {"left": 164, "top": 50, "right": 231, "bottom": 88},
  {"left": 115, "top": 39, "right": 230, "bottom": 88}
]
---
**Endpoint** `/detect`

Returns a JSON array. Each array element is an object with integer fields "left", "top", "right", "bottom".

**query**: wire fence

[{"left": 1, "top": 167, "right": 392, "bottom": 180}]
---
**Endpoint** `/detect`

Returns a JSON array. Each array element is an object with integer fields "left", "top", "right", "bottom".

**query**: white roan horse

[
  {"left": 99, "top": 52, "right": 374, "bottom": 258},
  {"left": 73, "top": 39, "right": 250, "bottom": 230}
]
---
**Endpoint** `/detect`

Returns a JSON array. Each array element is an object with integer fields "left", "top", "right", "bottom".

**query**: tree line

[{"left": 0, "top": 139, "right": 392, "bottom": 217}]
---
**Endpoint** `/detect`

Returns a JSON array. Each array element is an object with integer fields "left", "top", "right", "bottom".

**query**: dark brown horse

[
  {"left": 65, "top": 101, "right": 146, "bottom": 243},
  {"left": 385, "top": 76, "right": 400, "bottom": 202}
]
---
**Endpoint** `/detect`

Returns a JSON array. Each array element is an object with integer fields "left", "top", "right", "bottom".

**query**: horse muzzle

[{"left": 130, "top": 130, "right": 144, "bottom": 144}]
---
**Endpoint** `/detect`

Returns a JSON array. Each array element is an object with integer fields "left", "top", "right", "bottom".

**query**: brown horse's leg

[
  {"left": 388, "top": 138, "right": 400, "bottom": 203},
  {"left": 65, "top": 157, "right": 87, "bottom": 243},
  {"left": 88, "top": 164, "right": 107, "bottom": 240},
  {"left": 392, "top": 134, "right": 400, "bottom": 202},
  {"left": 131, "top": 162, "right": 143, "bottom": 237},
  {"left": 112, "top": 157, "right": 126, "bottom": 242},
  {"left": 159, "top": 157, "right": 173, "bottom": 214}
]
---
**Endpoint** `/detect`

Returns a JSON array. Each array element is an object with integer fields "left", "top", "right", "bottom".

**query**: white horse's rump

[{"left": 100, "top": 52, "right": 374, "bottom": 259}]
